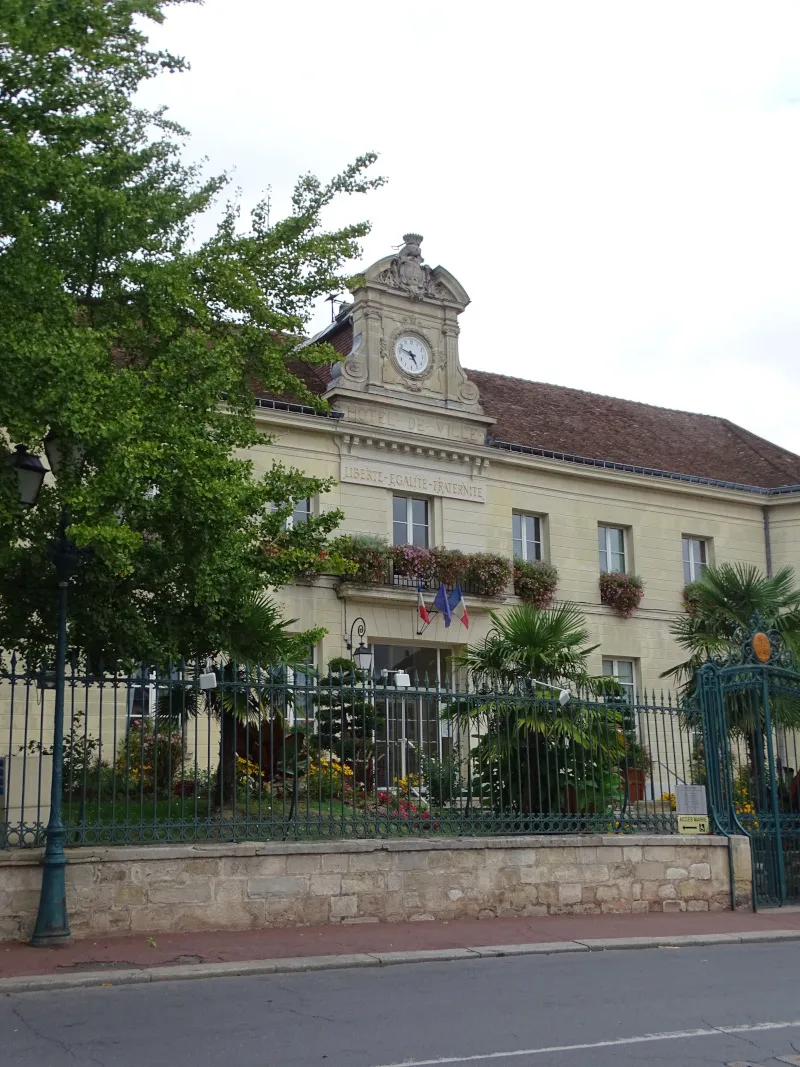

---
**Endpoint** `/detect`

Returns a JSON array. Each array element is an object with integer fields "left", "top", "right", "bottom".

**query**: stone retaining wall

[{"left": 0, "top": 835, "right": 753, "bottom": 941}]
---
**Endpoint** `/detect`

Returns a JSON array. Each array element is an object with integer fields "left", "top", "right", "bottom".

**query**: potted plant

[
  {"left": 599, "top": 572, "right": 644, "bottom": 617},
  {"left": 464, "top": 553, "right": 512, "bottom": 597},
  {"left": 513, "top": 559, "right": 559, "bottom": 608}
]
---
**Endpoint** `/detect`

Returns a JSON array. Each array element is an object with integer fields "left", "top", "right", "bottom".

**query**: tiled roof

[
  {"left": 260, "top": 322, "right": 800, "bottom": 491},
  {"left": 469, "top": 370, "right": 800, "bottom": 490}
]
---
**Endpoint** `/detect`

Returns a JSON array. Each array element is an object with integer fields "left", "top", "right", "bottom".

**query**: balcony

[{"left": 329, "top": 540, "right": 513, "bottom": 612}]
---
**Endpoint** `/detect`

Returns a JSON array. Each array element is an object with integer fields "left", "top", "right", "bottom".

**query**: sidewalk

[{"left": 4, "top": 908, "right": 800, "bottom": 993}]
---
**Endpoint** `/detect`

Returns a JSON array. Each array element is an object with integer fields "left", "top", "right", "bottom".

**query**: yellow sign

[
  {"left": 678, "top": 814, "right": 710, "bottom": 834},
  {"left": 753, "top": 632, "right": 771, "bottom": 662}
]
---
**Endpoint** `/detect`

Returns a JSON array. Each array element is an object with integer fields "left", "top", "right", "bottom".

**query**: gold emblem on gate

[{"left": 752, "top": 632, "right": 771, "bottom": 662}]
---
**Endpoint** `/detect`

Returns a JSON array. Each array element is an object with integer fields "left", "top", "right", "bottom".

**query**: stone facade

[{"left": 0, "top": 835, "right": 752, "bottom": 941}]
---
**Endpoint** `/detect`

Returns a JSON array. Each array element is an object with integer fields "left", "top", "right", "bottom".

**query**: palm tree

[
  {"left": 460, "top": 602, "right": 598, "bottom": 690},
  {"left": 454, "top": 603, "right": 630, "bottom": 818},
  {"left": 664, "top": 563, "right": 800, "bottom": 807}
]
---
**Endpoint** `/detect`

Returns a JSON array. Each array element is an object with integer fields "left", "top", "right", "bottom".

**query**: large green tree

[{"left": 0, "top": 0, "right": 383, "bottom": 662}]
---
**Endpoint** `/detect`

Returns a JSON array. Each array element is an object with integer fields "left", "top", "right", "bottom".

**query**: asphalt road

[{"left": 4, "top": 943, "right": 800, "bottom": 1067}]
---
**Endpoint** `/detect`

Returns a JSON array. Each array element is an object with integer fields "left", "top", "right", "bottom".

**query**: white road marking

[{"left": 369, "top": 1018, "right": 800, "bottom": 1067}]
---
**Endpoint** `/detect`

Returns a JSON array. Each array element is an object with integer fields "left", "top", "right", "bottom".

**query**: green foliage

[
  {"left": 460, "top": 602, "right": 598, "bottom": 690},
  {"left": 464, "top": 553, "right": 512, "bottom": 598},
  {"left": 313, "top": 657, "right": 381, "bottom": 767},
  {"left": 419, "top": 750, "right": 461, "bottom": 807},
  {"left": 455, "top": 602, "right": 634, "bottom": 816},
  {"left": 0, "top": 0, "right": 383, "bottom": 662},
  {"left": 115, "top": 719, "right": 185, "bottom": 795},
  {"left": 329, "top": 535, "right": 388, "bottom": 583},
  {"left": 513, "top": 559, "right": 559, "bottom": 608},
  {"left": 666, "top": 563, "right": 800, "bottom": 697},
  {"left": 599, "top": 572, "right": 645, "bottom": 617}
]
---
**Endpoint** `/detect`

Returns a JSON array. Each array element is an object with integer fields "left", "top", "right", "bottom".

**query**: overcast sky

[{"left": 138, "top": 1, "right": 800, "bottom": 454}]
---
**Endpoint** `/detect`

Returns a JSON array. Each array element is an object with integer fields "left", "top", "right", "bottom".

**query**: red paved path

[{"left": 3, "top": 909, "right": 800, "bottom": 979}]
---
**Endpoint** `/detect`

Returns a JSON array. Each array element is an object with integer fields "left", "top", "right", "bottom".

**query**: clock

[{"left": 394, "top": 335, "right": 430, "bottom": 375}]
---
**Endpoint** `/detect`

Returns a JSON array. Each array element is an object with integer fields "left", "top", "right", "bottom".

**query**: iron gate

[{"left": 698, "top": 614, "right": 800, "bottom": 907}]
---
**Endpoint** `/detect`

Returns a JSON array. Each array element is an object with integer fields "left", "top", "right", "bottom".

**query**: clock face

[{"left": 394, "top": 335, "right": 429, "bottom": 375}]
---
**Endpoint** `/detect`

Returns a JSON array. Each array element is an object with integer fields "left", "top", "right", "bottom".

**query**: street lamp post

[
  {"left": 6, "top": 440, "right": 80, "bottom": 945},
  {"left": 345, "top": 616, "right": 373, "bottom": 673}
]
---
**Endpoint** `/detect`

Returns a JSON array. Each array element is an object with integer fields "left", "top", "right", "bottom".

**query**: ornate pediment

[{"left": 368, "top": 234, "right": 469, "bottom": 308}]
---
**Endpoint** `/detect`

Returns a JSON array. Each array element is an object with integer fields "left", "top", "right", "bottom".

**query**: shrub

[
  {"left": 304, "top": 753, "right": 353, "bottom": 802},
  {"left": 391, "top": 544, "right": 437, "bottom": 583},
  {"left": 430, "top": 547, "right": 467, "bottom": 587},
  {"left": 465, "top": 553, "right": 512, "bottom": 597},
  {"left": 513, "top": 559, "right": 559, "bottom": 608},
  {"left": 331, "top": 534, "right": 390, "bottom": 583},
  {"left": 419, "top": 751, "right": 461, "bottom": 807},
  {"left": 115, "top": 720, "right": 185, "bottom": 795},
  {"left": 599, "top": 572, "right": 644, "bottom": 617}
]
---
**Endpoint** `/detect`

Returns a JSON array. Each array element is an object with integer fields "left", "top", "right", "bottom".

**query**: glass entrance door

[{"left": 371, "top": 646, "right": 452, "bottom": 790}]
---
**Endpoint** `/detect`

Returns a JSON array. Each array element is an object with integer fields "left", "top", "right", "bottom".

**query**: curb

[{"left": 2, "top": 929, "right": 800, "bottom": 995}]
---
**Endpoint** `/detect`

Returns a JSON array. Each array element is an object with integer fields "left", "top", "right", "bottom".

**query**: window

[
  {"left": 682, "top": 536, "right": 707, "bottom": 584},
  {"left": 513, "top": 513, "right": 542, "bottom": 561},
  {"left": 393, "top": 495, "right": 429, "bottom": 547},
  {"left": 602, "top": 658, "right": 636, "bottom": 703},
  {"left": 273, "top": 497, "right": 311, "bottom": 528},
  {"left": 290, "top": 497, "right": 311, "bottom": 527},
  {"left": 598, "top": 525, "right": 626, "bottom": 573}
]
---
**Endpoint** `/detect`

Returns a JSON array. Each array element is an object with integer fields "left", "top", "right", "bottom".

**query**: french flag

[
  {"left": 448, "top": 586, "right": 469, "bottom": 629},
  {"left": 417, "top": 584, "right": 431, "bottom": 626}
]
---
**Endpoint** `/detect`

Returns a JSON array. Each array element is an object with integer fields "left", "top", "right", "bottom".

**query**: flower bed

[
  {"left": 513, "top": 559, "right": 559, "bottom": 607},
  {"left": 599, "top": 572, "right": 644, "bottom": 617}
]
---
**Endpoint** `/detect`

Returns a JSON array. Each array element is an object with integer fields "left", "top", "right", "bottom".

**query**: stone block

[
  {"left": 537, "top": 884, "right": 559, "bottom": 906},
  {"left": 247, "top": 876, "right": 306, "bottom": 898},
  {"left": 558, "top": 883, "right": 582, "bottom": 904},
  {"left": 597, "top": 846, "right": 623, "bottom": 863},
  {"left": 394, "top": 852, "right": 430, "bottom": 872},
  {"left": 595, "top": 884, "right": 620, "bottom": 901},
  {"left": 148, "top": 882, "right": 212, "bottom": 905},
  {"left": 321, "top": 854, "right": 349, "bottom": 873},
  {"left": 115, "top": 885, "right": 146, "bottom": 907},
  {"left": 221, "top": 855, "right": 286, "bottom": 878},
  {"left": 644, "top": 846, "right": 675, "bottom": 861},
  {"left": 600, "top": 901, "right": 632, "bottom": 914},
  {"left": 657, "top": 884, "right": 677, "bottom": 899},
  {"left": 662, "top": 899, "right": 686, "bottom": 912},
  {"left": 631, "top": 900, "right": 650, "bottom": 914},
  {"left": 623, "top": 846, "right": 643, "bottom": 863},
  {"left": 520, "top": 866, "right": 553, "bottom": 884},
  {"left": 687, "top": 900, "right": 709, "bottom": 911},
  {"left": 330, "top": 894, "right": 358, "bottom": 920},
  {"left": 341, "top": 873, "right": 386, "bottom": 895},
  {"left": 309, "top": 874, "right": 342, "bottom": 897},
  {"left": 287, "top": 855, "right": 324, "bottom": 875},
  {"left": 213, "top": 878, "right": 247, "bottom": 903},
  {"left": 349, "top": 853, "right": 390, "bottom": 873},
  {"left": 640, "top": 881, "right": 662, "bottom": 901},
  {"left": 689, "top": 863, "right": 711, "bottom": 880},
  {"left": 632, "top": 882, "right": 642, "bottom": 900},
  {"left": 179, "top": 859, "right": 220, "bottom": 877},
  {"left": 665, "top": 867, "right": 689, "bottom": 881},
  {"left": 576, "top": 847, "right": 598, "bottom": 864},
  {"left": 679, "top": 879, "right": 714, "bottom": 901},
  {"left": 633, "top": 862, "right": 666, "bottom": 880}
]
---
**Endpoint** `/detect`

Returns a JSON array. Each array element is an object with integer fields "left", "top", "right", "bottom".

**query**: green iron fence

[
  {"left": 698, "top": 615, "right": 800, "bottom": 907},
  {"left": 1, "top": 655, "right": 702, "bottom": 848}
]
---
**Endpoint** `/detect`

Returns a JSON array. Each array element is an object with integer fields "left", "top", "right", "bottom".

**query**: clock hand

[{"left": 401, "top": 346, "right": 418, "bottom": 365}]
